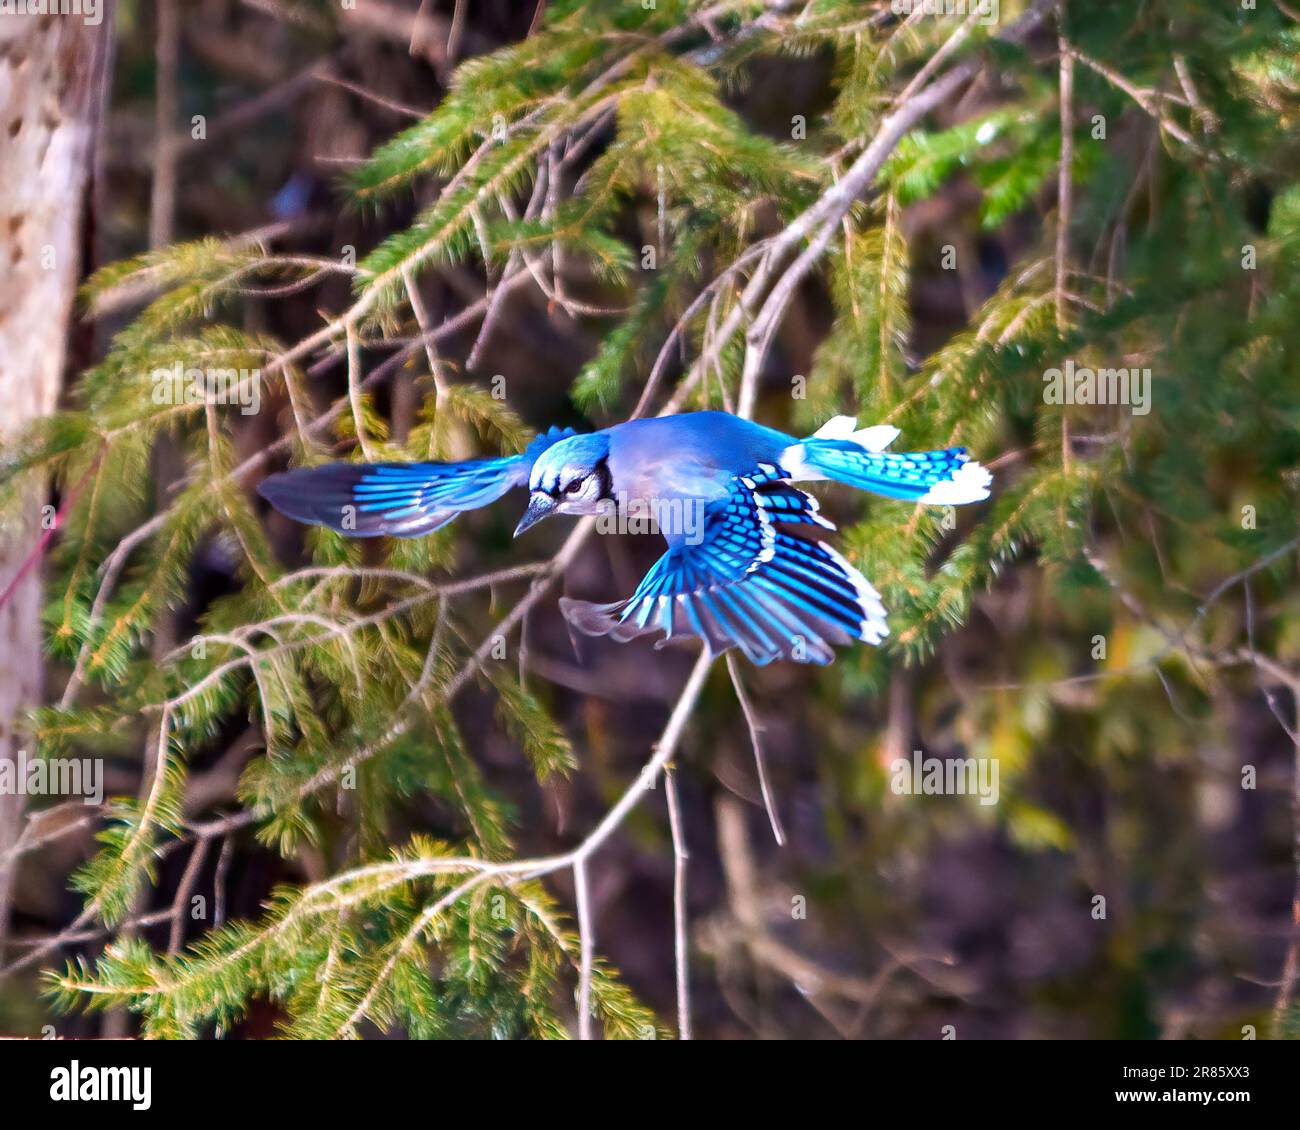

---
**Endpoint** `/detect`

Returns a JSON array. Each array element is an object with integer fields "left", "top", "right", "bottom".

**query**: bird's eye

[{"left": 563, "top": 478, "right": 584, "bottom": 496}]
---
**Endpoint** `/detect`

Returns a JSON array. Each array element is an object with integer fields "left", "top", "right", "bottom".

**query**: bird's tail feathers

[{"left": 783, "top": 416, "right": 991, "bottom": 505}]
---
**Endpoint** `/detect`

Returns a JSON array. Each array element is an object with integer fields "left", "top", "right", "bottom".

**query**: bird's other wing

[
  {"left": 560, "top": 463, "right": 888, "bottom": 666},
  {"left": 258, "top": 426, "right": 578, "bottom": 538}
]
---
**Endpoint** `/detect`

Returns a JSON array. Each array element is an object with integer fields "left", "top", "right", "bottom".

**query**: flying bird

[{"left": 258, "top": 412, "right": 991, "bottom": 666}]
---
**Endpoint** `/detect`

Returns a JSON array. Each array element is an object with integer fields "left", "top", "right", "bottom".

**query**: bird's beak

[{"left": 514, "top": 491, "right": 556, "bottom": 538}]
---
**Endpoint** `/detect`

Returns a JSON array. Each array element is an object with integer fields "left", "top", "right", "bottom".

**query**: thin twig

[
  {"left": 212, "top": 833, "right": 234, "bottom": 929},
  {"left": 726, "top": 654, "right": 785, "bottom": 846},
  {"left": 1064, "top": 45, "right": 1200, "bottom": 151},
  {"left": 169, "top": 838, "right": 209, "bottom": 954},
  {"left": 664, "top": 766, "right": 692, "bottom": 1039},
  {"left": 573, "top": 856, "right": 594, "bottom": 1040}
]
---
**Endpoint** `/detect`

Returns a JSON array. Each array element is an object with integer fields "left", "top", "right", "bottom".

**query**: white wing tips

[
  {"left": 820, "top": 542, "right": 890, "bottom": 646},
  {"left": 918, "top": 459, "right": 993, "bottom": 505},
  {"left": 858, "top": 598, "right": 890, "bottom": 645}
]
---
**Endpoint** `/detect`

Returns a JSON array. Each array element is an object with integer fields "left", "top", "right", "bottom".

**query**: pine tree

[{"left": 2, "top": 0, "right": 1298, "bottom": 1039}]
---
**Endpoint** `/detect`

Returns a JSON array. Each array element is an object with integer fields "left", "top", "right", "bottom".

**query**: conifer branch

[
  {"left": 1063, "top": 45, "right": 1201, "bottom": 152},
  {"left": 732, "top": 0, "right": 1052, "bottom": 416},
  {"left": 14, "top": 0, "right": 1298, "bottom": 1042}
]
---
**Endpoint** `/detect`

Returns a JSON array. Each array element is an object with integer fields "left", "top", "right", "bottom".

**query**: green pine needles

[{"left": 2, "top": 0, "right": 1298, "bottom": 1038}]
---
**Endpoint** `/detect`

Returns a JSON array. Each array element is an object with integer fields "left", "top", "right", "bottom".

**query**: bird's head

[{"left": 515, "top": 433, "right": 612, "bottom": 536}]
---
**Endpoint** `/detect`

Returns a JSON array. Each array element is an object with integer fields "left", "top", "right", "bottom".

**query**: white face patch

[{"left": 555, "top": 471, "right": 606, "bottom": 515}]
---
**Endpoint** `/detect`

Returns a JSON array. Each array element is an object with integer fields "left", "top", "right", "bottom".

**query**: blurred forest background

[{"left": 0, "top": 0, "right": 1298, "bottom": 1039}]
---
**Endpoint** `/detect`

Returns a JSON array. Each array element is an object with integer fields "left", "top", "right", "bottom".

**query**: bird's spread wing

[
  {"left": 561, "top": 464, "right": 888, "bottom": 666},
  {"left": 258, "top": 426, "right": 577, "bottom": 538}
]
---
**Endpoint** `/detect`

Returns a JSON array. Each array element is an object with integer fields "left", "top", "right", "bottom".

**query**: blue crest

[{"left": 528, "top": 433, "right": 610, "bottom": 494}]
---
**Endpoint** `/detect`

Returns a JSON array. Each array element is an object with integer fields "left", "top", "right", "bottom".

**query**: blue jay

[{"left": 259, "top": 412, "right": 991, "bottom": 665}]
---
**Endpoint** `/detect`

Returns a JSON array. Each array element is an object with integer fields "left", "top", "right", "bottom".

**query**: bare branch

[
  {"left": 726, "top": 653, "right": 785, "bottom": 846},
  {"left": 664, "top": 766, "right": 692, "bottom": 1039}
]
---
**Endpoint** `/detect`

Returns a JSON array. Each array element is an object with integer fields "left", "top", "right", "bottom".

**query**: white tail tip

[{"left": 919, "top": 460, "right": 993, "bottom": 505}]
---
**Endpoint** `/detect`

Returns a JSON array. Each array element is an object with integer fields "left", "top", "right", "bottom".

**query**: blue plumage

[
  {"left": 258, "top": 412, "right": 992, "bottom": 665},
  {"left": 792, "top": 443, "right": 972, "bottom": 501},
  {"left": 258, "top": 426, "right": 577, "bottom": 538},
  {"left": 561, "top": 465, "right": 883, "bottom": 665}
]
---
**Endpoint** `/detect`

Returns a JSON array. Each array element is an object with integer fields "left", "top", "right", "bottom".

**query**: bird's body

[
  {"left": 599, "top": 413, "right": 792, "bottom": 528},
  {"left": 259, "top": 411, "right": 992, "bottom": 665}
]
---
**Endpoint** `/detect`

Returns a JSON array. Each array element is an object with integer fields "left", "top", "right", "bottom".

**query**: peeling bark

[{"left": 0, "top": 9, "right": 114, "bottom": 945}]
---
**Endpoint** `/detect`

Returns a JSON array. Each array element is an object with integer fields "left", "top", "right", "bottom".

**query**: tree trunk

[{"left": 0, "top": 9, "right": 114, "bottom": 946}]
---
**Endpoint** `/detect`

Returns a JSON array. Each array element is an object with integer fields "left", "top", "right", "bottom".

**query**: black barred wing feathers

[{"left": 561, "top": 464, "right": 888, "bottom": 666}]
